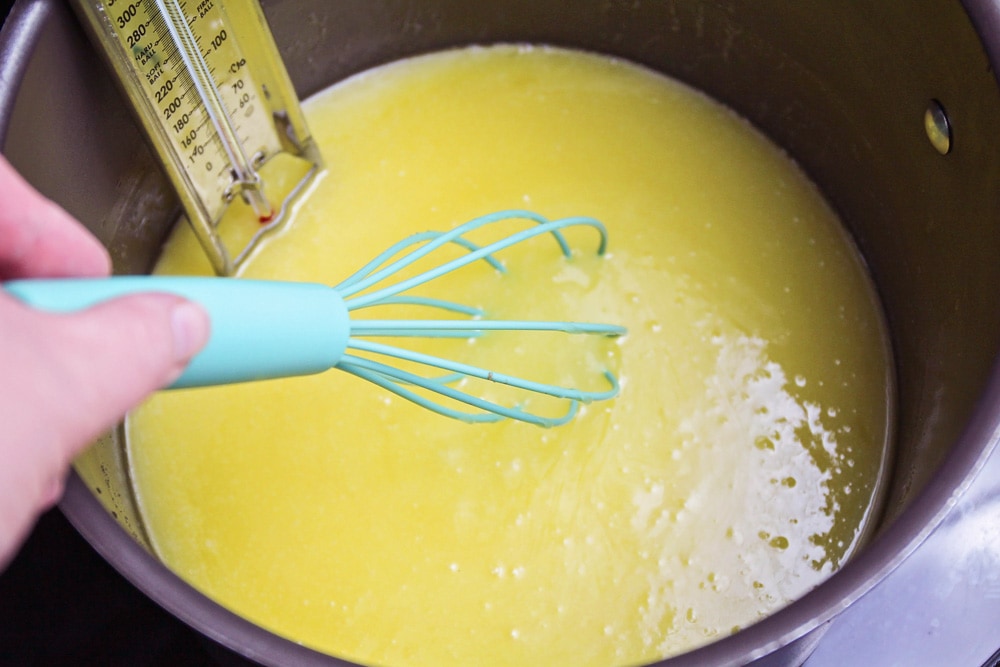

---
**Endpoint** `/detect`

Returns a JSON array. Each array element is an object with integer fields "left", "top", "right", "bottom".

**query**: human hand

[{"left": 0, "top": 155, "right": 210, "bottom": 569}]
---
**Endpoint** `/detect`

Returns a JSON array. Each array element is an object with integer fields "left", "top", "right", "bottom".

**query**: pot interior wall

[{"left": 3, "top": 0, "right": 1000, "bottom": 661}]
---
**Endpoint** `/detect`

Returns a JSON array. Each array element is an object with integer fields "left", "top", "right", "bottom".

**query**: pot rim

[{"left": 0, "top": 0, "right": 48, "bottom": 148}]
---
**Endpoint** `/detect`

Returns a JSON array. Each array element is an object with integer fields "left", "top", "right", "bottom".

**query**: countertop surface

[{"left": 805, "top": 443, "right": 1000, "bottom": 667}]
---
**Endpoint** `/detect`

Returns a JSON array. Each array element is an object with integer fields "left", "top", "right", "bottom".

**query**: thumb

[
  {"left": 0, "top": 293, "right": 209, "bottom": 565},
  {"left": 38, "top": 294, "right": 211, "bottom": 447}
]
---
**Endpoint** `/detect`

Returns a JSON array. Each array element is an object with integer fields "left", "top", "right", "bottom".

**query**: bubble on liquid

[
  {"left": 794, "top": 375, "right": 807, "bottom": 387},
  {"left": 754, "top": 436, "right": 775, "bottom": 451},
  {"left": 769, "top": 536, "right": 789, "bottom": 550}
]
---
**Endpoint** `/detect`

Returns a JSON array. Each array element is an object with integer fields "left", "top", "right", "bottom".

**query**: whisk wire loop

[
  {"left": 340, "top": 210, "right": 606, "bottom": 307},
  {"left": 335, "top": 230, "right": 505, "bottom": 293},
  {"left": 337, "top": 354, "right": 581, "bottom": 427},
  {"left": 359, "top": 296, "right": 484, "bottom": 317},
  {"left": 350, "top": 320, "right": 625, "bottom": 337},
  {"left": 346, "top": 339, "right": 619, "bottom": 402}
]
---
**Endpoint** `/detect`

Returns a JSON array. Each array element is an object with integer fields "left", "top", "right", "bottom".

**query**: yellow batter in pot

[{"left": 127, "top": 46, "right": 893, "bottom": 666}]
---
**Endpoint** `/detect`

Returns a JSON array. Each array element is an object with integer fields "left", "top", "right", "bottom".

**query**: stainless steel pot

[{"left": 3, "top": 1, "right": 1000, "bottom": 665}]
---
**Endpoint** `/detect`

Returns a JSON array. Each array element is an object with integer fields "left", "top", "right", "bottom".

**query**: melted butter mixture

[{"left": 127, "top": 46, "right": 893, "bottom": 666}]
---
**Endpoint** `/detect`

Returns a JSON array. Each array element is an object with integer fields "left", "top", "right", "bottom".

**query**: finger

[
  {"left": 0, "top": 155, "right": 111, "bottom": 280},
  {"left": 22, "top": 293, "right": 210, "bottom": 452},
  {"left": 0, "top": 293, "right": 209, "bottom": 567}
]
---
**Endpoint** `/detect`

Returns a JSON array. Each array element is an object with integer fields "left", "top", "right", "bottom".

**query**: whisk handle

[{"left": 4, "top": 277, "right": 350, "bottom": 389}]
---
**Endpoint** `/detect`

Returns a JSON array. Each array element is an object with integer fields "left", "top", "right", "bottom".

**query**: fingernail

[{"left": 171, "top": 301, "right": 210, "bottom": 362}]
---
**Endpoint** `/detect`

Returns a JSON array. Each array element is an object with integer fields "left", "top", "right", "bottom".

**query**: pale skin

[{"left": 0, "top": 155, "right": 210, "bottom": 570}]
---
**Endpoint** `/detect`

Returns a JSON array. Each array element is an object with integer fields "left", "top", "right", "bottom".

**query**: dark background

[
  {"left": 0, "top": 511, "right": 229, "bottom": 665},
  {"left": 0, "top": 1, "right": 252, "bottom": 664}
]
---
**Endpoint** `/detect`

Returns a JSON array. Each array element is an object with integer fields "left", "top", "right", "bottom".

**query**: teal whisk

[{"left": 6, "top": 210, "right": 626, "bottom": 427}]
